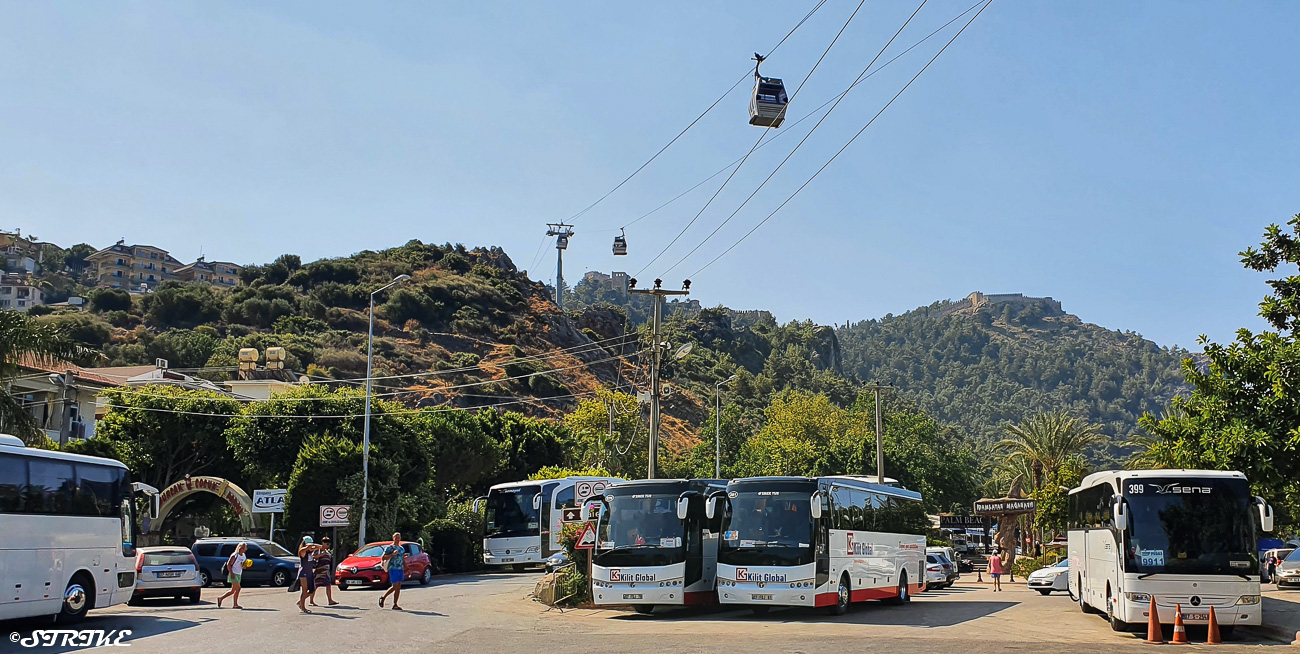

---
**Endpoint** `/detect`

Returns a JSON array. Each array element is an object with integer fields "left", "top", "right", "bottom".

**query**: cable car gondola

[
  {"left": 748, "top": 53, "right": 788, "bottom": 128},
  {"left": 556, "top": 235, "right": 569, "bottom": 250},
  {"left": 612, "top": 229, "right": 628, "bottom": 256}
]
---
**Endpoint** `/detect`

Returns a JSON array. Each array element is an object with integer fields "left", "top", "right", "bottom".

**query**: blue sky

[{"left": 4, "top": 1, "right": 1297, "bottom": 349}]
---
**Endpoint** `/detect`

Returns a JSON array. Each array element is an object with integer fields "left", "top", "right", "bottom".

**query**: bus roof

[
  {"left": 0, "top": 435, "right": 128, "bottom": 469},
  {"left": 729, "top": 475, "right": 922, "bottom": 502},
  {"left": 488, "top": 476, "right": 621, "bottom": 491},
  {"left": 606, "top": 478, "right": 726, "bottom": 492},
  {"left": 1073, "top": 469, "right": 1247, "bottom": 494}
]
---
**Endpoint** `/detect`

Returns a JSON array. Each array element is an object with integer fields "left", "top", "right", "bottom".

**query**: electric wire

[
  {"left": 634, "top": 0, "right": 870, "bottom": 277},
  {"left": 690, "top": 0, "right": 996, "bottom": 278},
  {"left": 658, "top": 0, "right": 931, "bottom": 276}
]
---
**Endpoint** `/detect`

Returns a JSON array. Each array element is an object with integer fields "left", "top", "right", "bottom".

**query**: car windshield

[
  {"left": 1123, "top": 477, "right": 1257, "bottom": 576},
  {"left": 1055, "top": 560, "right": 1069, "bottom": 568},
  {"left": 353, "top": 545, "right": 389, "bottom": 557},
  {"left": 1285, "top": 549, "right": 1300, "bottom": 563},
  {"left": 485, "top": 485, "right": 541, "bottom": 539},
  {"left": 597, "top": 493, "right": 682, "bottom": 550},
  {"left": 263, "top": 542, "right": 293, "bottom": 558}
]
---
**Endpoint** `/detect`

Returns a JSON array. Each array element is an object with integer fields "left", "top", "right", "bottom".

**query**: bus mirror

[
  {"left": 472, "top": 497, "right": 485, "bottom": 513},
  {"left": 705, "top": 491, "right": 727, "bottom": 520},
  {"left": 1112, "top": 501, "right": 1127, "bottom": 531},
  {"left": 1257, "top": 497, "right": 1275, "bottom": 532},
  {"left": 150, "top": 494, "right": 160, "bottom": 521},
  {"left": 810, "top": 491, "right": 823, "bottom": 520},
  {"left": 677, "top": 497, "right": 690, "bottom": 521},
  {"left": 532, "top": 493, "right": 542, "bottom": 511}
]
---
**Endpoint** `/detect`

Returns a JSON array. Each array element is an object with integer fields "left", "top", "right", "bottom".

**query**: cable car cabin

[
  {"left": 749, "top": 76, "right": 788, "bottom": 128},
  {"left": 556, "top": 235, "right": 569, "bottom": 250},
  {"left": 612, "top": 231, "right": 627, "bottom": 256}
]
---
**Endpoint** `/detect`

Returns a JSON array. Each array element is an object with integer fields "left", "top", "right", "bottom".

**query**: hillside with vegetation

[{"left": 835, "top": 296, "right": 1192, "bottom": 462}]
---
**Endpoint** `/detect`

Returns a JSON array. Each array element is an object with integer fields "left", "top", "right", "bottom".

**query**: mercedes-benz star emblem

[{"left": 1190, "top": 596, "right": 1201, "bottom": 607}]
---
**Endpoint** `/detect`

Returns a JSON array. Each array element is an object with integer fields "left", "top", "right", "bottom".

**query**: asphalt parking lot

[{"left": 4, "top": 575, "right": 1298, "bottom": 653}]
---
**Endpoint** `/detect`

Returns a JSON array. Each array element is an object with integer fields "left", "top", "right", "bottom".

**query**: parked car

[
  {"left": 1027, "top": 559, "right": 1070, "bottom": 595},
  {"left": 544, "top": 552, "right": 570, "bottom": 573},
  {"left": 192, "top": 538, "right": 300, "bottom": 588},
  {"left": 1277, "top": 549, "right": 1300, "bottom": 589},
  {"left": 927, "top": 547, "right": 961, "bottom": 585},
  {"left": 131, "top": 546, "right": 202, "bottom": 604},
  {"left": 924, "top": 557, "right": 947, "bottom": 590},
  {"left": 1264, "top": 548, "right": 1296, "bottom": 582},
  {"left": 335, "top": 541, "right": 433, "bottom": 589}
]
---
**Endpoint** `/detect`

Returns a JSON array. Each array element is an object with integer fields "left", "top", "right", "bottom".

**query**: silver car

[
  {"left": 131, "top": 546, "right": 202, "bottom": 604},
  {"left": 1277, "top": 549, "right": 1300, "bottom": 589}
]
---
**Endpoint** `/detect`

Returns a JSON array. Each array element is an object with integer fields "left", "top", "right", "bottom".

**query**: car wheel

[
  {"left": 271, "top": 568, "right": 292, "bottom": 587},
  {"left": 421, "top": 566, "right": 433, "bottom": 585},
  {"left": 189, "top": 591, "right": 201, "bottom": 604},
  {"left": 829, "top": 574, "right": 851, "bottom": 616},
  {"left": 56, "top": 575, "right": 93, "bottom": 624},
  {"left": 633, "top": 604, "right": 654, "bottom": 615},
  {"left": 199, "top": 569, "right": 212, "bottom": 587},
  {"left": 1038, "top": 589, "right": 1051, "bottom": 596}
]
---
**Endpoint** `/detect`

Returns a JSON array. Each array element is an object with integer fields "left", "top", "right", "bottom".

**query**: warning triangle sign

[{"left": 575, "top": 523, "right": 597, "bottom": 549}]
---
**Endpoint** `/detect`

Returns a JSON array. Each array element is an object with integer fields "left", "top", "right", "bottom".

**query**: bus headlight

[
  {"left": 525, "top": 546, "right": 540, "bottom": 554},
  {"left": 1124, "top": 592, "right": 1150, "bottom": 603},
  {"left": 1236, "top": 595, "right": 1261, "bottom": 605}
]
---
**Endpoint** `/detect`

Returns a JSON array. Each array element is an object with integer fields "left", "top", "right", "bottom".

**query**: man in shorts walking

[{"left": 379, "top": 532, "right": 405, "bottom": 611}]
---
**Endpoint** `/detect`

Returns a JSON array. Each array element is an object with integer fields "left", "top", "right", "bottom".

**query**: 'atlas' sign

[{"left": 252, "top": 489, "right": 286, "bottom": 514}]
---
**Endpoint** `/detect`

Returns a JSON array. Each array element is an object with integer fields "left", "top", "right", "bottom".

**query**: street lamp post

[
  {"left": 715, "top": 375, "right": 737, "bottom": 478},
  {"left": 358, "top": 274, "right": 411, "bottom": 546}
]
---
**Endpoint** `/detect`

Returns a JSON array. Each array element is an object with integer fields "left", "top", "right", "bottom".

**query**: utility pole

[
  {"left": 715, "top": 375, "right": 737, "bottom": 478},
  {"left": 861, "top": 384, "right": 891, "bottom": 483},
  {"left": 546, "top": 223, "right": 574, "bottom": 309},
  {"left": 628, "top": 278, "right": 690, "bottom": 478}
]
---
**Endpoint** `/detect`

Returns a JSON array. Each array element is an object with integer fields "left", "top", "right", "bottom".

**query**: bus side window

[
  {"left": 26, "top": 459, "right": 75, "bottom": 514},
  {"left": 555, "top": 485, "right": 576, "bottom": 511},
  {"left": 0, "top": 453, "right": 26, "bottom": 513}
]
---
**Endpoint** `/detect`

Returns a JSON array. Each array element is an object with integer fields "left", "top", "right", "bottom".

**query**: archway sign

[
  {"left": 156, "top": 476, "right": 257, "bottom": 533},
  {"left": 973, "top": 475, "right": 1037, "bottom": 573}
]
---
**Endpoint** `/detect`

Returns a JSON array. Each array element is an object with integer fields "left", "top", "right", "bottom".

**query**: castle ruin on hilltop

[{"left": 940, "top": 291, "right": 1064, "bottom": 316}]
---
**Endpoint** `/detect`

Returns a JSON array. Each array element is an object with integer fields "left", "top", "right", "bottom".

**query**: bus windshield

[
  {"left": 1124, "top": 477, "right": 1257, "bottom": 576},
  {"left": 723, "top": 491, "right": 812, "bottom": 549},
  {"left": 485, "top": 485, "right": 540, "bottom": 539},
  {"left": 597, "top": 493, "right": 683, "bottom": 550}
]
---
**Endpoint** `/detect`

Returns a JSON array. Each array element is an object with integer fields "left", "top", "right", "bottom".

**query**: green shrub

[
  {"left": 421, "top": 518, "right": 476, "bottom": 572},
  {"left": 554, "top": 565, "right": 589, "bottom": 605}
]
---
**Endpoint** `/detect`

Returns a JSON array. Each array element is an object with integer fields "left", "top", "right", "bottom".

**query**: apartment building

[
  {"left": 0, "top": 273, "right": 44, "bottom": 312},
  {"left": 174, "top": 256, "right": 242, "bottom": 287},
  {"left": 84, "top": 240, "right": 184, "bottom": 291},
  {"left": 0, "top": 229, "right": 43, "bottom": 274}
]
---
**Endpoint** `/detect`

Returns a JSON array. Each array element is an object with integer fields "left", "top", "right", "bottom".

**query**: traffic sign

[
  {"left": 561, "top": 507, "right": 583, "bottom": 523},
  {"left": 320, "top": 504, "right": 351, "bottom": 527},
  {"left": 576, "top": 481, "right": 592, "bottom": 498},
  {"left": 576, "top": 480, "right": 608, "bottom": 501},
  {"left": 574, "top": 523, "right": 596, "bottom": 550}
]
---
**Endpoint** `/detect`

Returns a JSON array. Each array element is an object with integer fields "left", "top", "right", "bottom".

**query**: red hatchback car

[{"left": 335, "top": 541, "right": 433, "bottom": 589}]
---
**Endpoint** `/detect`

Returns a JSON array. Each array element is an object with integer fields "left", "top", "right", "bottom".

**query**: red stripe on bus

[
  {"left": 683, "top": 590, "right": 716, "bottom": 606},
  {"left": 815, "top": 587, "right": 901, "bottom": 606}
]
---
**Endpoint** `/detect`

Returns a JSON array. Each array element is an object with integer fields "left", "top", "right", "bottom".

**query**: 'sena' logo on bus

[
  {"left": 735, "top": 568, "right": 788, "bottom": 583},
  {"left": 609, "top": 568, "right": 656, "bottom": 582},
  {"left": 1152, "top": 483, "right": 1212, "bottom": 495}
]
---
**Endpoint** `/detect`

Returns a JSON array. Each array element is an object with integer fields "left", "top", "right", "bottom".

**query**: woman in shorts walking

[
  {"left": 310, "top": 536, "right": 340, "bottom": 607},
  {"left": 217, "top": 542, "right": 247, "bottom": 608},
  {"left": 295, "top": 536, "right": 322, "bottom": 613},
  {"left": 988, "top": 548, "right": 1004, "bottom": 592}
]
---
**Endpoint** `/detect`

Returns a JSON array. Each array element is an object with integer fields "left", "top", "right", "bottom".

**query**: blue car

[{"left": 191, "top": 538, "right": 300, "bottom": 588}]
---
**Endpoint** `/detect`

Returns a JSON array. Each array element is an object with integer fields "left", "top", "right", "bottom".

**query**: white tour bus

[
  {"left": 476, "top": 476, "right": 620, "bottom": 569},
  {"left": 1068, "top": 469, "right": 1274, "bottom": 634},
  {"left": 589, "top": 478, "right": 726, "bottom": 613},
  {"left": 708, "top": 475, "right": 928, "bottom": 615},
  {"left": 0, "top": 434, "right": 159, "bottom": 622}
]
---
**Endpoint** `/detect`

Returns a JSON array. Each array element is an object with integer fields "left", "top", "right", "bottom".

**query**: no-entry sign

[{"left": 320, "top": 504, "right": 351, "bottom": 527}]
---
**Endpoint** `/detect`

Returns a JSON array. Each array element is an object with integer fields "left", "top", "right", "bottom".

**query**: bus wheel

[
  {"left": 56, "top": 574, "right": 93, "bottom": 624},
  {"left": 884, "top": 572, "right": 910, "bottom": 606},
  {"left": 829, "top": 575, "right": 851, "bottom": 616},
  {"left": 633, "top": 605, "right": 654, "bottom": 615},
  {"left": 1107, "top": 592, "right": 1130, "bottom": 632}
]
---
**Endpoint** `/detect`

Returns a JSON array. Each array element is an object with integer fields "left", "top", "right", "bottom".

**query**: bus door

[{"left": 540, "top": 481, "right": 560, "bottom": 556}]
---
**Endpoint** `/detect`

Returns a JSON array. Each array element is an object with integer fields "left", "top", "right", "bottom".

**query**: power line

[
  {"left": 690, "top": 0, "right": 996, "bottom": 278},
  {"left": 658, "top": 0, "right": 931, "bottom": 277},
  {"left": 634, "top": 0, "right": 869, "bottom": 277}
]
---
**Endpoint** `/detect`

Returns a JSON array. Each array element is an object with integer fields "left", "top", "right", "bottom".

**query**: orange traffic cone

[
  {"left": 1206, "top": 606, "right": 1221, "bottom": 644},
  {"left": 1171, "top": 603, "right": 1188, "bottom": 644},
  {"left": 1145, "top": 596, "right": 1165, "bottom": 644}
]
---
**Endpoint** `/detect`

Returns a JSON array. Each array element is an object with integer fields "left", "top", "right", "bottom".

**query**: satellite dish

[{"left": 672, "top": 343, "right": 693, "bottom": 361}]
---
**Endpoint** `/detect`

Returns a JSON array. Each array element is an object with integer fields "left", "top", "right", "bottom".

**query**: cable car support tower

[{"left": 546, "top": 223, "right": 575, "bottom": 309}]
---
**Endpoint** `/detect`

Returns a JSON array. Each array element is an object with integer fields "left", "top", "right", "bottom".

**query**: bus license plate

[
  {"left": 623, "top": 594, "right": 642, "bottom": 600},
  {"left": 157, "top": 571, "right": 182, "bottom": 578},
  {"left": 502, "top": 558, "right": 515, "bottom": 563},
  {"left": 1184, "top": 612, "right": 1209, "bottom": 621},
  {"left": 752, "top": 594, "right": 773, "bottom": 601}
]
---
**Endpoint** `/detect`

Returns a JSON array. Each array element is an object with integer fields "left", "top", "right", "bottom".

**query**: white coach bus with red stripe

[
  {"left": 590, "top": 479, "right": 727, "bottom": 614},
  {"left": 708, "top": 476, "right": 928, "bottom": 615}
]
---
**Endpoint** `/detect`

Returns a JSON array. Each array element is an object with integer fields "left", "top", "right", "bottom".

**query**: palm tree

[
  {"left": 998, "top": 412, "right": 1103, "bottom": 480},
  {"left": 0, "top": 311, "right": 83, "bottom": 443}
]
